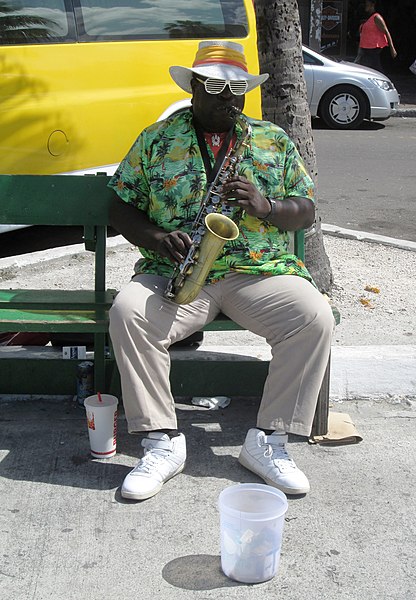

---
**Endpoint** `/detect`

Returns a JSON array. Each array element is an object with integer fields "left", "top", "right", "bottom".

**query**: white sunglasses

[{"left": 194, "top": 76, "right": 248, "bottom": 96}]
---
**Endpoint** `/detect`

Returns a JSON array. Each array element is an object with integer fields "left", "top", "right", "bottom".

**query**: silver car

[{"left": 303, "top": 46, "right": 400, "bottom": 129}]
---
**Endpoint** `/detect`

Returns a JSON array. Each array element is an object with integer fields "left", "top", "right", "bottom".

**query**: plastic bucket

[{"left": 218, "top": 483, "right": 288, "bottom": 583}]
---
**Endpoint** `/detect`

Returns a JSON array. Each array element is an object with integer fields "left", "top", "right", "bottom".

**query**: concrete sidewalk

[
  {"left": 0, "top": 395, "right": 414, "bottom": 599},
  {"left": 389, "top": 72, "right": 416, "bottom": 117}
]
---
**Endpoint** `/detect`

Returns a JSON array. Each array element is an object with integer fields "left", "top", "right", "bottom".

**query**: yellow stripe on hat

[{"left": 193, "top": 46, "right": 248, "bottom": 72}]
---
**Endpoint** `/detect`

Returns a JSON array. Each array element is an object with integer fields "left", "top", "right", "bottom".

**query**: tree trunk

[{"left": 254, "top": 0, "right": 333, "bottom": 293}]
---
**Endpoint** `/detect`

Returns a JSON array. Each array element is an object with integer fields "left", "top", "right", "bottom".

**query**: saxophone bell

[{"left": 169, "top": 213, "right": 239, "bottom": 305}]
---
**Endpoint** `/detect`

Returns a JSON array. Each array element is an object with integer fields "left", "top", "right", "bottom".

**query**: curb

[
  {"left": 330, "top": 345, "right": 416, "bottom": 401},
  {"left": 170, "top": 343, "right": 416, "bottom": 401},
  {"left": 322, "top": 224, "right": 416, "bottom": 252},
  {"left": 1, "top": 344, "right": 415, "bottom": 403},
  {"left": 392, "top": 107, "right": 416, "bottom": 118}
]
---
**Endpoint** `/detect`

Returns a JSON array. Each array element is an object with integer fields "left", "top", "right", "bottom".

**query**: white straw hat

[{"left": 169, "top": 40, "right": 269, "bottom": 94}]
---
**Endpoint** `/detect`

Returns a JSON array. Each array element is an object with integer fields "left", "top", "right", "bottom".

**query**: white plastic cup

[
  {"left": 84, "top": 394, "right": 118, "bottom": 458},
  {"left": 218, "top": 483, "right": 288, "bottom": 584}
]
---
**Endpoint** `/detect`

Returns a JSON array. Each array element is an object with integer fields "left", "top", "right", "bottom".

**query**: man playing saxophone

[{"left": 108, "top": 41, "right": 334, "bottom": 501}]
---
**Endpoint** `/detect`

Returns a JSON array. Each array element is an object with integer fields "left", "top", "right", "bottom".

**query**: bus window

[
  {"left": 0, "top": 0, "right": 76, "bottom": 44},
  {"left": 73, "top": 0, "right": 248, "bottom": 41}
]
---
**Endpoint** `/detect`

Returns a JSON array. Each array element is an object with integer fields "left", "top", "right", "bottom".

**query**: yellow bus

[{"left": 0, "top": 0, "right": 262, "bottom": 178}]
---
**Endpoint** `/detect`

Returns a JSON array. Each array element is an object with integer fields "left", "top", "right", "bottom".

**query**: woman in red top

[{"left": 357, "top": 0, "right": 397, "bottom": 72}]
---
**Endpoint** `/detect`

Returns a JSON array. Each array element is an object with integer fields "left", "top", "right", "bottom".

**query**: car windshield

[{"left": 303, "top": 44, "right": 342, "bottom": 63}]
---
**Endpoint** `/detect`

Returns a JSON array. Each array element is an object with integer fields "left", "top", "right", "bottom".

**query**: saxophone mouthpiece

[{"left": 225, "top": 106, "right": 241, "bottom": 116}]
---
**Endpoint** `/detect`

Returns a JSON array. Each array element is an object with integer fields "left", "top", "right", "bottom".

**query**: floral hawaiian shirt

[{"left": 108, "top": 109, "right": 315, "bottom": 284}]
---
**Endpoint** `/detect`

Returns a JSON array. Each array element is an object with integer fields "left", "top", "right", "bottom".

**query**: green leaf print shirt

[{"left": 108, "top": 109, "right": 315, "bottom": 284}]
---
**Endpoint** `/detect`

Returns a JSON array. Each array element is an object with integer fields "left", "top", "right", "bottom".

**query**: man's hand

[
  {"left": 221, "top": 175, "right": 271, "bottom": 219},
  {"left": 110, "top": 196, "right": 193, "bottom": 261},
  {"left": 219, "top": 175, "right": 315, "bottom": 231},
  {"left": 156, "top": 230, "right": 193, "bottom": 263}
]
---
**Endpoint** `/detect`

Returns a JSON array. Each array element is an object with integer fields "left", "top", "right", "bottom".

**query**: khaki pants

[{"left": 109, "top": 273, "right": 334, "bottom": 437}]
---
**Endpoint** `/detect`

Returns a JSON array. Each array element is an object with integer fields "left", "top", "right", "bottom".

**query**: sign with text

[{"left": 321, "top": 1, "right": 343, "bottom": 55}]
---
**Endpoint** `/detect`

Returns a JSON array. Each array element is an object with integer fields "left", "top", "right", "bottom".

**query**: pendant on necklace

[{"left": 211, "top": 133, "right": 221, "bottom": 147}]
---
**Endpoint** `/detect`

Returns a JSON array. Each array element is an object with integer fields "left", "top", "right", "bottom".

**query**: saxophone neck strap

[{"left": 193, "top": 118, "right": 235, "bottom": 186}]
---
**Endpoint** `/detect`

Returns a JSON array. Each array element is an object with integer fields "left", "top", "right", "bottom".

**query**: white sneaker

[
  {"left": 121, "top": 432, "right": 186, "bottom": 500},
  {"left": 238, "top": 428, "right": 310, "bottom": 495}
]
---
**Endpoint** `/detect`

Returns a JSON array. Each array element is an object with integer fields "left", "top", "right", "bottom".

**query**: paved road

[{"left": 313, "top": 117, "right": 416, "bottom": 242}]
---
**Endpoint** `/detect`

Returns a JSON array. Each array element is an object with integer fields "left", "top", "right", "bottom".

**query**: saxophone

[{"left": 164, "top": 109, "right": 252, "bottom": 305}]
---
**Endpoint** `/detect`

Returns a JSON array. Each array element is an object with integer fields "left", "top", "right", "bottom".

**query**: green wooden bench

[
  {"left": 0, "top": 174, "right": 117, "bottom": 393},
  {"left": 0, "top": 173, "right": 336, "bottom": 436}
]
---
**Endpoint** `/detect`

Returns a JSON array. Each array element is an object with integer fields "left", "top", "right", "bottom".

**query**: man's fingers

[
  {"left": 221, "top": 176, "right": 251, "bottom": 199},
  {"left": 221, "top": 184, "right": 247, "bottom": 200},
  {"left": 162, "top": 231, "right": 192, "bottom": 262}
]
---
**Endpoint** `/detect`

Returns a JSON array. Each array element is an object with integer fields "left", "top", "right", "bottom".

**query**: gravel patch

[{"left": 1, "top": 235, "right": 415, "bottom": 347}]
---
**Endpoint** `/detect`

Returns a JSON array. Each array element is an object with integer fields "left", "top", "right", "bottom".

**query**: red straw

[{"left": 97, "top": 392, "right": 102, "bottom": 402}]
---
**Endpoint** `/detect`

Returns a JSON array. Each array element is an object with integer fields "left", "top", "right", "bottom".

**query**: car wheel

[{"left": 319, "top": 85, "right": 368, "bottom": 129}]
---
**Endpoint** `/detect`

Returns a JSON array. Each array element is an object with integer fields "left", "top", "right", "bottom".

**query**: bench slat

[
  {"left": 0, "top": 289, "right": 117, "bottom": 310},
  {"left": 0, "top": 311, "right": 109, "bottom": 332},
  {"left": 204, "top": 318, "right": 245, "bottom": 331}
]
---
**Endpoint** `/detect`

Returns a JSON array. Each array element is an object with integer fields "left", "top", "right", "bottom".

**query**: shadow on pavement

[
  {"left": 312, "top": 117, "right": 386, "bottom": 131},
  {"left": 162, "top": 554, "right": 242, "bottom": 590},
  {"left": 0, "top": 396, "right": 310, "bottom": 494}
]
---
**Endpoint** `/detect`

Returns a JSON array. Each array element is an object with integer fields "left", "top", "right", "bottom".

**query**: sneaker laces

[
  {"left": 263, "top": 435, "right": 297, "bottom": 473},
  {"left": 130, "top": 438, "right": 172, "bottom": 475}
]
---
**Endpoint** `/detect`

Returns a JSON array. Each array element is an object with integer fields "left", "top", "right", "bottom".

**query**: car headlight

[{"left": 368, "top": 78, "right": 394, "bottom": 91}]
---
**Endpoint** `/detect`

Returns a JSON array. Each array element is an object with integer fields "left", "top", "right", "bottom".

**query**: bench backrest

[
  {"left": 0, "top": 173, "right": 305, "bottom": 270},
  {"left": 0, "top": 174, "right": 113, "bottom": 226}
]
